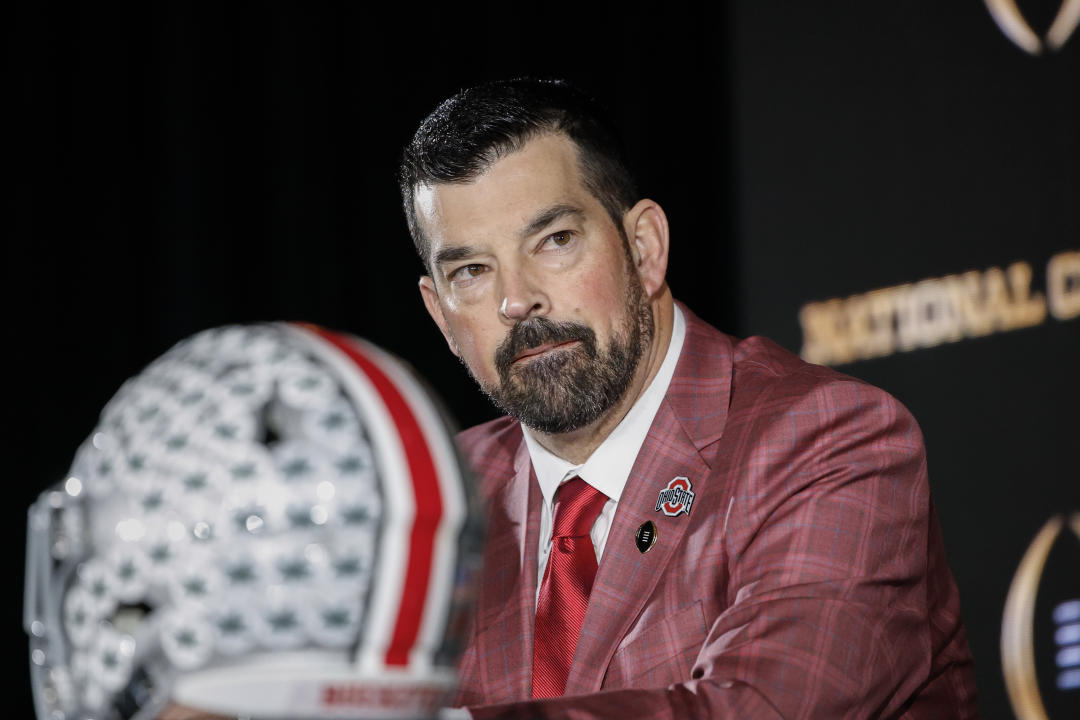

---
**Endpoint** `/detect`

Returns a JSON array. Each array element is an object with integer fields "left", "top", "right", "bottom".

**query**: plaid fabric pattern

[{"left": 455, "top": 303, "right": 978, "bottom": 719}]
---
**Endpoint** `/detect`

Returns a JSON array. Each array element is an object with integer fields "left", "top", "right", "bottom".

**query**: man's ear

[
  {"left": 622, "top": 199, "right": 670, "bottom": 299},
  {"left": 419, "top": 275, "right": 460, "bottom": 357}
]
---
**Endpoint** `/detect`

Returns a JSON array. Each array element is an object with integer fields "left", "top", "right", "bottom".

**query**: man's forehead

[{"left": 413, "top": 183, "right": 443, "bottom": 232}]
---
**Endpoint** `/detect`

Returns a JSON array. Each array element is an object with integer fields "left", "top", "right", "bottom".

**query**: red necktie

[{"left": 532, "top": 476, "right": 608, "bottom": 698}]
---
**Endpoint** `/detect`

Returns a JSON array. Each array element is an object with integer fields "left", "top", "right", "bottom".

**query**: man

[{"left": 399, "top": 78, "right": 978, "bottom": 718}]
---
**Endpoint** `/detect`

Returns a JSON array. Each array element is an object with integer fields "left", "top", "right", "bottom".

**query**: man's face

[{"left": 416, "top": 133, "right": 653, "bottom": 434}]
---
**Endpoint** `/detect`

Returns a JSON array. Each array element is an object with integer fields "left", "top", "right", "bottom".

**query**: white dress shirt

[{"left": 523, "top": 306, "right": 686, "bottom": 600}]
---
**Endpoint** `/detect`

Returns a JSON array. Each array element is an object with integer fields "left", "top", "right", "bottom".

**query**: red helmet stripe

[{"left": 312, "top": 327, "right": 444, "bottom": 667}]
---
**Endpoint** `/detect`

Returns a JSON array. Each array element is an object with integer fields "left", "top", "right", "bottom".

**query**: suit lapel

[
  {"left": 564, "top": 403, "right": 710, "bottom": 693},
  {"left": 565, "top": 304, "right": 734, "bottom": 693},
  {"left": 474, "top": 435, "right": 541, "bottom": 703}
]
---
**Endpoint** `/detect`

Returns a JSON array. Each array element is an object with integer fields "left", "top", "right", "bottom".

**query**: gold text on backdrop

[
  {"left": 984, "top": 0, "right": 1080, "bottom": 54},
  {"left": 1048, "top": 250, "right": 1080, "bottom": 320},
  {"left": 799, "top": 250, "right": 1079, "bottom": 366}
]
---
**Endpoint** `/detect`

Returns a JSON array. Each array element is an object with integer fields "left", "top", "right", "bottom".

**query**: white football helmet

[{"left": 24, "top": 324, "right": 481, "bottom": 719}]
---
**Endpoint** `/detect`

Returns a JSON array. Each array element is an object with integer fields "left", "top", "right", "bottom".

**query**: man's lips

[{"left": 513, "top": 340, "right": 580, "bottom": 363}]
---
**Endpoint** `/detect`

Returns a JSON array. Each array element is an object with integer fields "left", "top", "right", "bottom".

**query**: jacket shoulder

[
  {"left": 731, "top": 335, "right": 896, "bottom": 404},
  {"left": 727, "top": 335, "right": 922, "bottom": 449}
]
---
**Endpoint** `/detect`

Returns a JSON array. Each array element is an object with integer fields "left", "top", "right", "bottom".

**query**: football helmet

[{"left": 24, "top": 323, "right": 481, "bottom": 719}]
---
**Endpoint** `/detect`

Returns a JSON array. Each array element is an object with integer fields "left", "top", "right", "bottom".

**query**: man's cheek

[{"left": 455, "top": 335, "right": 499, "bottom": 382}]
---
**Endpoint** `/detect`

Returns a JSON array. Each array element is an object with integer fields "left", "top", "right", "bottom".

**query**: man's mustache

[{"left": 494, "top": 318, "right": 596, "bottom": 374}]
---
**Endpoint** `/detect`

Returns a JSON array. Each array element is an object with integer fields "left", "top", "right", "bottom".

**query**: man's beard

[{"left": 473, "top": 275, "right": 654, "bottom": 435}]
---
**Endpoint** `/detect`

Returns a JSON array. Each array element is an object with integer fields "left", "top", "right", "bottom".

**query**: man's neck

[{"left": 528, "top": 290, "right": 675, "bottom": 465}]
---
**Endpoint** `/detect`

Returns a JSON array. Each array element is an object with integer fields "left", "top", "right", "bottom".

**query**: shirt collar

[{"left": 524, "top": 305, "right": 686, "bottom": 507}]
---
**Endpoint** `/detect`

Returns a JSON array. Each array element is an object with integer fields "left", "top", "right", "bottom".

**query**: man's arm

[{"left": 466, "top": 376, "right": 974, "bottom": 719}]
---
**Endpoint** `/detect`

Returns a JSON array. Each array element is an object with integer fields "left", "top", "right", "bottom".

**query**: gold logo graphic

[
  {"left": 985, "top": 0, "right": 1080, "bottom": 54},
  {"left": 1001, "top": 513, "right": 1080, "bottom": 720}
]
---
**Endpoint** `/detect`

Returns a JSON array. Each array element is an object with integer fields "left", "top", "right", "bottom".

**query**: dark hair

[{"left": 398, "top": 78, "right": 638, "bottom": 267}]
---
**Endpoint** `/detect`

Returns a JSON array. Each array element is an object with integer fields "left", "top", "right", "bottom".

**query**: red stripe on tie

[{"left": 310, "top": 326, "right": 443, "bottom": 667}]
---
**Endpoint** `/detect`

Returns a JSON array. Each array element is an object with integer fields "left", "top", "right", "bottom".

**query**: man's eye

[
  {"left": 546, "top": 231, "right": 573, "bottom": 247},
  {"left": 450, "top": 264, "right": 485, "bottom": 281}
]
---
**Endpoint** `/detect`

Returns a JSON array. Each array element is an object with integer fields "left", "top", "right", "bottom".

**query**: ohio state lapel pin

[
  {"left": 655, "top": 476, "right": 695, "bottom": 517},
  {"left": 635, "top": 521, "right": 657, "bottom": 553}
]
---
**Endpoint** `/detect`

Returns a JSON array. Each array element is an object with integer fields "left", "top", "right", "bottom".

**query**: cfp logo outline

[
  {"left": 985, "top": 0, "right": 1080, "bottom": 54},
  {"left": 1001, "top": 512, "right": 1080, "bottom": 720}
]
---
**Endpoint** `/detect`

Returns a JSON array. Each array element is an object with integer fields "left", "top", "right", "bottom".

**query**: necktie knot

[{"left": 552, "top": 477, "right": 607, "bottom": 539}]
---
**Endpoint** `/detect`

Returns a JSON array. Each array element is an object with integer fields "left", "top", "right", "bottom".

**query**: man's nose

[{"left": 498, "top": 269, "right": 549, "bottom": 322}]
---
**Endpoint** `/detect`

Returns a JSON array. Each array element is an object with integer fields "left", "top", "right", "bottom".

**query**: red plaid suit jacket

[{"left": 454, "top": 304, "right": 977, "bottom": 719}]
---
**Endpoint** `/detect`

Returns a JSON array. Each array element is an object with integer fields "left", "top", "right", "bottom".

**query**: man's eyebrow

[
  {"left": 519, "top": 203, "right": 585, "bottom": 239},
  {"left": 432, "top": 244, "right": 481, "bottom": 268},
  {"left": 430, "top": 204, "right": 585, "bottom": 270}
]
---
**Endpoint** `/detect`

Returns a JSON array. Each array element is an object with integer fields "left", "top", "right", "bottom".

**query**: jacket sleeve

[{"left": 464, "top": 376, "right": 973, "bottom": 719}]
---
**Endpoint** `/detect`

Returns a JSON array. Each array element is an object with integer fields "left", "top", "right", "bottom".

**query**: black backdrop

[{"left": 8, "top": 2, "right": 1078, "bottom": 718}]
